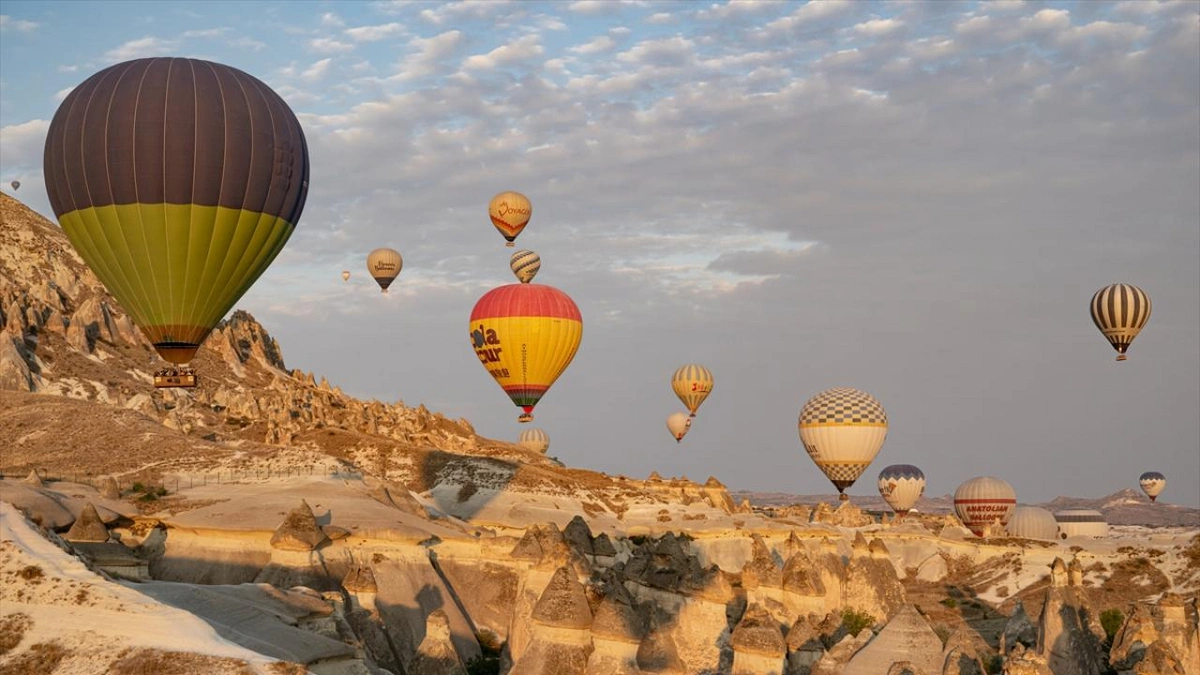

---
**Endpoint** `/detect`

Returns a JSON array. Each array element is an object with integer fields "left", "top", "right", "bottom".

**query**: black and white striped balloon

[{"left": 510, "top": 249, "right": 541, "bottom": 284}]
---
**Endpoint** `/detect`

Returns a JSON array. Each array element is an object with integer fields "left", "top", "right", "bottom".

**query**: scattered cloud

[
  {"left": 302, "top": 57, "right": 334, "bottom": 81},
  {"left": 462, "top": 34, "right": 543, "bottom": 70},
  {"left": 0, "top": 15, "right": 39, "bottom": 33},
  {"left": 103, "top": 37, "right": 179, "bottom": 61},
  {"left": 345, "top": 22, "right": 405, "bottom": 42},
  {"left": 310, "top": 37, "right": 355, "bottom": 54},
  {"left": 570, "top": 35, "right": 615, "bottom": 55}
]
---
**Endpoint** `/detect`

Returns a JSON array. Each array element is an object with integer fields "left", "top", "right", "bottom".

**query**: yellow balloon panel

[
  {"left": 798, "top": 425, "right": 888, "bottom": 490},
  {"left": 672, "top": 364, "right": 713, "bottom": 416},
  {"left": 470, "top": 315, "right": 582, "bottom": 409}
]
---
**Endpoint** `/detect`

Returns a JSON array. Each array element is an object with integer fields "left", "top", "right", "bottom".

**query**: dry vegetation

[
  {"left": 0, "top": 642, "right": 68, "bottom": 675},
  {"left": 0, "top": 614, "right": 32, "bottom": 656},
  {"left": 106, "top": 648, "right": 259, "bottom": 675}
]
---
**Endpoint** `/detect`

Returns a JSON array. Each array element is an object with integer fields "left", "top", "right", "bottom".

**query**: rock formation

[
  {"left": 270, "top": 500, "right": 330, "bottom": 551},
  {"left": 1036, "top": 557, "right": 1105, "bottom": 674},
  {"left": 1110, "top": 594, "right": 1199, "bottom": 675},
  {"left": 731, "top": 604, "right": 787, "bottom": 675},
  {"left": 1001, "top": 599, "right": 1038, "bottom": 655},
  {"left": 843, "top": 605, "right": 942, "bottom": 674},
  {"left": 64, "top": 502, "right": 109, "bottom": 542},
  {"left": 409, "top": 609, "right": 467, "bottom": 675}
]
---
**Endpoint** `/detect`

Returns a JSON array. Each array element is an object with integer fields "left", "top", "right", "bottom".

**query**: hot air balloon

[
  {"left": 43, "top": 57, "right": 309, "bottom": 388},
  {"left": 672, "top": 364, "right": 713, "bottom": 417},
  {"left": 877, "top": 464, "right": 925, "bottom": 517},
  {"left": 341, "top": 270, "right": 351, "bottom": 282},
  {"left": 488, "top": 191, "right": 532, "bottom": 247},
  {"left": 9, "top": 180, "right": 19, "bottom": 191},
  {"left": 1005, "top": 506, "right": 1059, "bottom": 541},
  {"left": 667, "top": 412, "right": 691, "bottom": 443},
  {"left": 518, "top": 428, "right": 550, "bottom": 454},
  {"left": 367, "top": 248, "right": 402, "bottom": 293},
  {"left": 1090, "top": 283, "right": 1151, "bottom": 361},
  {"left": 470, "top": 283, "right": 582, "bottom": 423},
  {"left": 510, "top": 249, "right": 541, "bottom": 284},
  {"left": 953, "top": 476, "right": 1016, "bottom": 537},
  {"left": 1139, "top": 471, "right": 1166, "bottom": 502},
  {"left": 798, "top": 387, "right": 887, "bottom": 501}
]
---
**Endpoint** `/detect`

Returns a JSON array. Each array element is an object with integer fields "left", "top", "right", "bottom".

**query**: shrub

[
  {"left": 984, "top": 654, "right": 1004, "bottom": 674},
  {"left": 940, "top": 597, "right": 958, "bottom": 609},
  {"left": 841, "top": 607, "right": 875, "bottom": 637},
  {"left": 1100, "top": 608, "right": 1125, "bottom": 645}
]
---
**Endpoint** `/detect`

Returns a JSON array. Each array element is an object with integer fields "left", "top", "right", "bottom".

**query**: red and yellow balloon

[{"left": 470, "top": 284, "right": 582, "bottom": 422}]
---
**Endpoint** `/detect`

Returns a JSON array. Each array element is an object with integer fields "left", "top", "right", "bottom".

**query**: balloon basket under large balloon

[
  {"left": 1116, "top": 354, "right": 1127, "bottom": 361},
  {"left": 1149, "top": 496, "right": 1157, "bottom": 502},
  {"left": 518, "top": 413, "right": 533, "bottom": 423},
  {"left": 506, "top": 242, "right": 515, "bottom": 248},
  {"left": 154, "top": 366, "right": 197, "bottom": 389},
  {"left": 838, "top": 493, "right": 849, "bottom": 502}
]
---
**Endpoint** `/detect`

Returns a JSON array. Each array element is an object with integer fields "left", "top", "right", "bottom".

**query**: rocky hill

[{"left": 2, "top": 190, "right": 1197, "bottom": 675}]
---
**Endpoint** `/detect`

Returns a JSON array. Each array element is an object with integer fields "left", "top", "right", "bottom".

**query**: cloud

[
  {"left": 320, "top": 12, "right": 345, "bottom": 28},
  {"left": 462, "top": 34, "right": 543, "bottom": 70},
  {"left": 103, "top": 37, "right": 179, "bottom": 61},
  {"left": 853, "top": 17, "right": 904, "bottom": 36},
  {"left": 0, "top": 119, "right": 49, "bottom": 171},
  {"left": 0, "top": 15, "right": 39, "bottom": 33},
  {"left": 229, "top": 36, "right": 266, "bottom": 51},
  {"left": 345, "top": 22, "right": 406, "bottom": 42},
  {"left": 301, "top": 58, "right": 334, "bottom": 81},
  {"left": 569, "top": 35, "right": 615, "bottom": 55},
  {"left": 616, "top": 36, "right": 695, "bottom": 66},
  {"left": 181, "top": 27, "right": 229, "bottom": 39},
  {"left": 53, "top": 87, "right": 73, "bottom": 102},
  {"left": 310, "top": 37, "right": 355, "bottom": 54}
]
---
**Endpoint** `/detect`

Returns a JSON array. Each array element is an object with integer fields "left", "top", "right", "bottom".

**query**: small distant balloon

[
  {"left": 1090, "top": 283, "right": 1151, "bottom": 361},
  {"left": 367, "top": 248, "right": 402, "bottom": 293},
  {"left": 877, "top": 464, "right": 925, "bottom": 517},
  {"left": 341, "top": 270, "right": 351, "bottom": 282},
  {"left": 672, "top": 364, "right": 713, "bottom": 417},
  {"left": 10, "top": 180, "right": 19, "bottom": 190},
  {"left": 489, "top": 191, "right": 532, "bottom": 247},
  {"left": 1139, "top": 471, "right": 1165, "bottom": 502},
  {"left": 519, "top": 428, "right": 550, "bottom": 454},
  {"left": 667, "top": 412, "right": 691, "bottom": 443},
  {"left": 510, "top": 249, "right": 541, "bottom": 284}
]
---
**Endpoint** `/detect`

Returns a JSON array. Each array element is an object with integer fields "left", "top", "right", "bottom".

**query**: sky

[{"left": 1, "top": 0, "right": 1197, "bottom": 506}]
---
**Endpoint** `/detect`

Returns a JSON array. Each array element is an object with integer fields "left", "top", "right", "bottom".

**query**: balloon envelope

[
  {"left": 9, "top": 180, "right": 18, "bottom": 190},
  {"left": 953, "top": 476, "right": 1016, "bottom": 537},
  {"left": 489, "top": 191, "right": 532, "bottom": 246},
  {"left": 43, "top": 57, "right": 309, "bottom": 364},
  {"left": 1090, "top": 283, "right": 1151, "bottom": 361},
  {"left": 672, "top": 364, "right": 713, "bottom": 416},
  {"left": 518, "top": 428, "right": 550, "bottom": 454},
  {"left": 798, "top": 388, "right": 888, "bottom": 499},
  {"left": 367, "top": 248, "right": 402, "bottom": 293},
  {"left": 341, "top": 270, "right": 351, "bottom": 282},
  {"left": 470, "top": 283, "right": 582, "bottom": 422},
  {"left": 667, "top": 412, "right": 691, "bottom": 443},
  {"left": 1005, "top": 506, "right": 1059, "bottom": 541},
  {"left": 1139, "top": 471, "right": 1165, "bottom": 501},
  {"left": 510, "top": 249, "right": 541, "bottom": 283},
  {"left": 877, "top": 464, "right": 925, "bottom": 515}
]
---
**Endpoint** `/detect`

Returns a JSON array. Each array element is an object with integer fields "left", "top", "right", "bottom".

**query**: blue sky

[{"left": 2, "top": 0, "right": 1198, "bottom": 506}]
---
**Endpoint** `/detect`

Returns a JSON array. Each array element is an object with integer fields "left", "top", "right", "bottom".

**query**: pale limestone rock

[
  {"left": 811, "top": 630, "right": 873, "bottom": 675},
  {"left": 0, "top": 335, "right": 34, "bottom": 391},
  {"left": 1002, "top": 644, "right": 1052, "bottom": 674},
  {"left": 916, "top": 554, "right": 949, "bottom": 582},
  {"left": 409, "top": 609, "right": 467, "bottom": 675},
  {"left": 21, "top": 468, "right": 44, "bottom": 485},
  {"left": 743, "top": 534, "right": 783, "bottom": 590},
  {"left": 64, "top": 502, "right": 109, "bottom": 542},
  {"left": 1110, "top": 596, "right": 1199, "bottom": 675},
  {"left": 1036, "top": 557, "right": 1104, "bottom": 675},
  {"left": 99, "top": 476, "right": 121, "bottom": 500},
  {"left": 843, "top": 605, "right": 942, "bottom": 675},
  {"left": 785, "top": 614, "right": 825, "bottom": 675},
  {"left": 824, "top": 500, "right": 874, "bottom": 528},
  {"left": 732, "top": 604, "right": 786, "bottom": 675},
  {"left": 1001, "top": 600, "right": 1038, "bottom": 655},
  {"left": 533, "top": 565, "right": 594, "bottom": 630},
  {"left": 587, "top": 581, "right": 646, "bottom": 675},
  {"left": 637, "top": 628, "right": 686, "bottom": 674},
  {"left": 269, "top": 500, "right": 330, "bottom": 551},
  {"left": 942, "top": 646, "right": 986, "bottom": 675}
]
